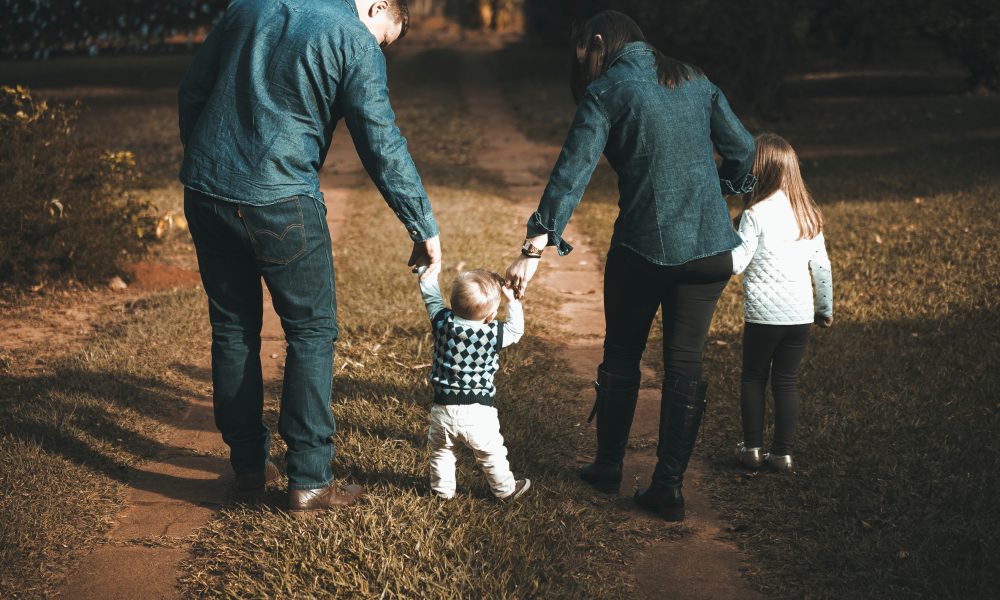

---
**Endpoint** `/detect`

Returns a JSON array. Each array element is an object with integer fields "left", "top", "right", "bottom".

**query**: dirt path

[
  {"left": 57, "top": 132, "right": 360, "bottom": 599},
  {"left": 459, "top": 45, "right": 762, "bottom": 599}
]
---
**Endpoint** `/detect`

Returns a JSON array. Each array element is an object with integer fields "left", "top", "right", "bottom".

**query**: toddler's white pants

[{"left": 428, "top": 404, "right": 516, "bottom": 499}]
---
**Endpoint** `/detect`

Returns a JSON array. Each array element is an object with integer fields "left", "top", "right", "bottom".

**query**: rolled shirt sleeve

[
  {"left": 526, "top": 91, "right": 611, "bottom": 256},
  {"left": 341, "top": 45, "right": 439, "bottom": 242},
  {"left": 710, "top": 84, "right": 757, "bottom": 195}
]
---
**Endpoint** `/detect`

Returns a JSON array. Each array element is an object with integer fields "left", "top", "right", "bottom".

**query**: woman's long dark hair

[{"left": 571, "top": 10, "right": 702, "bottom": 102}]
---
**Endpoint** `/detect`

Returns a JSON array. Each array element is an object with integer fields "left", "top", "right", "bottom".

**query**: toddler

[
  {"left": 418, "top": 268, "right": 531, "bottom": 500},
  {"left": 731, "top": 133, "right": 834, "bottom": 472}
]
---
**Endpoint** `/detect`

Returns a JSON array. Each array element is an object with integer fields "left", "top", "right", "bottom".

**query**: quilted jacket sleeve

[
  {"left": 810, "top": 233, "right": 833, "bottom": 318},
  {"left": 731, "top": 210, "right": 760, "bottom": 275}
]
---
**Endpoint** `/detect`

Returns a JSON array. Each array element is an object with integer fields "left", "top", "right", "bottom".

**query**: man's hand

[
  {"left": 814, "top": 314, "right": 833, "bottom": 328},
  {"left": 409, "top": 235, "right": 441, "bottom": 281}
]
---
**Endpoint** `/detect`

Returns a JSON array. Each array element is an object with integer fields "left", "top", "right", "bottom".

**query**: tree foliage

[
  {"left": 0, "top": 0, "right": 227, "bottom": 59},
  {"left": 522, "top": 0, "right": 1000, "bottom": 111}
]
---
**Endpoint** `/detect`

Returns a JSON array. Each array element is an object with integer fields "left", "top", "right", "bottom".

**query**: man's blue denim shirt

[
  {"left": 178, "top": 0, "right": 438, "bottom": 242},
  {"left": 528, "top": 42, "right": 756, "bottom": 265}
]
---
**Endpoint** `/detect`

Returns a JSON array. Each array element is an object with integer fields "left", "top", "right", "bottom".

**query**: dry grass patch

[
  {"left": 179, "top": 45, "right": 662, "bottom": 598},
  {"left": 0, "top": 289, "right": 211, "bottom": 597},
  {"left": 181, "top": 181, "right": 653, "bottom": 598}
]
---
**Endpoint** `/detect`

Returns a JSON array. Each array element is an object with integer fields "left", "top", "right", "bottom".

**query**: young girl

[{"left": 731, "top": 133, "right": 833, "bottom": 472}]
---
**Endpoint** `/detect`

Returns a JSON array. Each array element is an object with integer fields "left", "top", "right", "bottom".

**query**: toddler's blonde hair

[{"left": 450, "top": 269, "right": 502, "bottom": 321}]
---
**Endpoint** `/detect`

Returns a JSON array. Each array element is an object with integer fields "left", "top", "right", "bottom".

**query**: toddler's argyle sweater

[
  {"left": 418, "top": 276, "right": 523, "bottom": 406},
  {"left": 429, "top": 309, "right": 504, "bottom": 405}
]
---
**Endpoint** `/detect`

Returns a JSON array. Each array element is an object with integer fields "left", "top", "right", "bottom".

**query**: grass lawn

[
  {"left": 497, "top": 42, "right": 1000, "bottom": 599},
  {"left": 2, "top": 37, "right": 997, "bottom": 599},
  {"left": 0, "top": 290, "right": 210, "bottom": 597},
  {"left": 0, "top": 46, "right": 658, "bottom": 598},
  {"left": 179, "top": 46, "right": 655, "bottom": 598}
]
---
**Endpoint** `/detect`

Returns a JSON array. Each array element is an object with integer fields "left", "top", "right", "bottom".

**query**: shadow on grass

[
  {"left": 172, "top": 361, "right": 212, "bottom": 384},
  {"left": 0, "top": 362, "right": 225, "bottom": 500},
  {"left": 695, "top": 306, "right": 1000, "bottom": 599}
]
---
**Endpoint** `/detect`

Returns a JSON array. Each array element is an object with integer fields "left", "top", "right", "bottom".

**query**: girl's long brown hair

[
  {"left": 571, "top": 10, "right": 702, "bottom": 102},
  {"left": 742, "top": 133, "right": 824, "bottom": 240}
]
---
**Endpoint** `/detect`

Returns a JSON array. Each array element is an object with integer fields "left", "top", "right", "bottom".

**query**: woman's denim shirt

[
  {"left": 178, "top": 0, "right": 437, "bottom": 242},
  {"left": 527, "top": 42, "right": 756, "bottom": 265}
]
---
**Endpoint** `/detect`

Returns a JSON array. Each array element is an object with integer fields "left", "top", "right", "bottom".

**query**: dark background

[{"left": 2, "top": 0, "right": 998, "bottom": 112}]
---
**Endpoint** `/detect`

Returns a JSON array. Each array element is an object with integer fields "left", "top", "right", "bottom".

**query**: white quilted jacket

[{"left": 731, "top": 190, "right": 833, "bottom": 325}]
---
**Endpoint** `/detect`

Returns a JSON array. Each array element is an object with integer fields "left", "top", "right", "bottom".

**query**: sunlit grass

[{"left": 0, "top": 290, "right": 209, "bottom": 597}]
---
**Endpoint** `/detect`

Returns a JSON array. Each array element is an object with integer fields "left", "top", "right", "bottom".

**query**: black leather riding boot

[
  {"left": 578, "top": 366, "right": 640, "bottom": 493},
  {"left": 634, "top": 378, "right": 708, "bottom": 521}
]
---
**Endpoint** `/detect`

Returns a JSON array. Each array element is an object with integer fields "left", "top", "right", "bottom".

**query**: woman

[{"left": 505, "top": 11, "right": 756, "bottom": 521}]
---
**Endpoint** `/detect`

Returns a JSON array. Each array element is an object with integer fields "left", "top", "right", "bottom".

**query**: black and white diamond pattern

[{"left": 430, "top": 310, "right": 502, "bottom": 400}]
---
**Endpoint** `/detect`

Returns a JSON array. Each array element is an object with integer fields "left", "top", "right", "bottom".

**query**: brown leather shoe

[
  {"left": 235, "top": 460, "right": 282, "bottom": 492},
  {"left": 288, "top": 482, "right": 366, "bottom": 515}
]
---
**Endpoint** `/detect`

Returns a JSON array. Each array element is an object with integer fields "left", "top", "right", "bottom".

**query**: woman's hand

[
  {"left": 505, "top": 255, "right": 540, "bottom": 299},
  {"left": 409, "top": 235, "right": 442, "bottom": 281}
]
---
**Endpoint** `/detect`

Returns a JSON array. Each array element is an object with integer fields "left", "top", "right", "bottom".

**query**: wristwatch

[{"left": 521, "top": 239, "right": 544, "bottom": 258}]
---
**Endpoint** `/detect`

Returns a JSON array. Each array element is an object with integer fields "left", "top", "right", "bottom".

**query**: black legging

[
  {"left": 740, "top": 322, "right": 811, "bottom": 455},
  {"left": 602, "top": 246, "right": 731, "bottom": 383}
]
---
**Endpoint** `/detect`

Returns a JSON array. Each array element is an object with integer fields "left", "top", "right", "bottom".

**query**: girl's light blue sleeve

[
  {"left": 418, "top": 276, "right": 446, "bottom": 320},
  {"left": 731, "top": 210, "right": 760, "bottom": 275},
  {"left": 501, "top": 301, "right": 524, "bottom": 348},
  {"left": 810, "top": 233, "right": 833, "bottom": 318}
]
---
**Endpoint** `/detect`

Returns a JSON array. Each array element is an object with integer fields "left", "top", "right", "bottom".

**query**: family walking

[{"left": 179, "top": 0, "right": 833, "bottom": 520}]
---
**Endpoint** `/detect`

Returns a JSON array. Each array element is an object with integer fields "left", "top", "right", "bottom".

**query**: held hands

[
  {"left": 409, "top": 235, "right": 442, "bottom": 281},
  {"left": 499, "top": 281, "right": 517, "bottom": 303},
  {"left": 814, "top": 314, "right": 834, "bottom": 328},
  {"left": 505, "top": 235, "right": 547, "bottom": 299},
  {"left": 505, "top": 254, "right": 540, "bottom": 299}
]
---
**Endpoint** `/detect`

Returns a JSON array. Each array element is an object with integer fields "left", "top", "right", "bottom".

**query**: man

[{"left": 178, "top": 0, "right": 441, "bottom": 515}]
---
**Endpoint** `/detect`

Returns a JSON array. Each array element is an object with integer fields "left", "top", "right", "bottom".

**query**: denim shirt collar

[{"left": 606, "top": 41, "right": 653, "bottom": 70}]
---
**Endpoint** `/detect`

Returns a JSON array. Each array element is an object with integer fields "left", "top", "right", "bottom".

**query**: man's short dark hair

[{"left": 389, "top": 0, "right": 410, "bottom": 40}]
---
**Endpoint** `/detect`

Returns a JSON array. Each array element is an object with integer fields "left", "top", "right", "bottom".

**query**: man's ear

[{"left": 368, "top": 0, "right": 389, "bottom": 18}]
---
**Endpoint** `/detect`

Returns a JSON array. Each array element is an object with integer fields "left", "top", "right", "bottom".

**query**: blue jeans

[{"left": 184, "top": 188, "right": 337, "bottom": 490}]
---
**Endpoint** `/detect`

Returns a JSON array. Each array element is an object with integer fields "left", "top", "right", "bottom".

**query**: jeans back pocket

[{"left": 240, "top": 196, "right": 307, "bottom": 265}]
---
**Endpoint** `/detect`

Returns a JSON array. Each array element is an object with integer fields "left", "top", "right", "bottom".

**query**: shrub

[
  {"left": 0, "top": 85, "right": 151, "bottom": 285},
  {"left": 0, "top": 0, "right": 228, "bottom": 59}
]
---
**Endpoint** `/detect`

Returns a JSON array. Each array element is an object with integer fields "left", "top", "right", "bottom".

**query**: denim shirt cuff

[
  {"left": 720, "top": 172, "right": 757, "bottom": 196},
  {"left": 526, "top": 212, "right": 573, "bottom": 256},
  {"left": 404, "top": 214, "right": 439, "bottom": 242}
]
